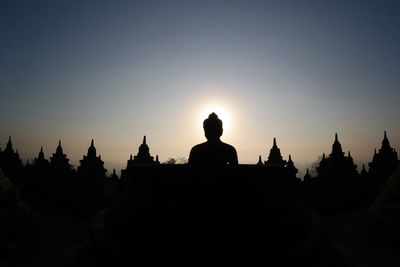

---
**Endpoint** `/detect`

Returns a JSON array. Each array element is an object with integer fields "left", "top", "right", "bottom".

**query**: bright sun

[{"left": 199, "top": 105, "right": 231, "bottom": 132}]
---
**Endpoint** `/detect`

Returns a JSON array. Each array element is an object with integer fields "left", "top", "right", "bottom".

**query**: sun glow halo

[{"left": 199, "top": 105, "right": 231, "bottom": 133}]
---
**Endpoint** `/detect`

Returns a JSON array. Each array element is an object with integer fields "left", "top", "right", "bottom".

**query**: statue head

[{"left": 203, "top": 112, "right": 223, "bottom": 141}]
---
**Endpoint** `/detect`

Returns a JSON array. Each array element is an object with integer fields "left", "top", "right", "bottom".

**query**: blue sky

[{"left": 1, "top": 0, "right": 399, "bottom": 175}]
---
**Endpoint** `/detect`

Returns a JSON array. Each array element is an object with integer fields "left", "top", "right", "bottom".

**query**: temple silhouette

[
  {"left": 0, "top": 131, "right": 398, "bottom": 215},
  {"left": 260, "top": 137, "right": 299, "bottom": 180},
  {"left": 0, "top": 136, "right": 23, "bottom": 184},
  {"left": 369, "top": 131, "right": 398, "bottom": 187},
  {"left": 316, "top": 133, "right": 358, "bottom": 178},
  {"left": 0, "top": 128, "right": 399, "bottom": 266},
  {"left": 128, "top": 136, "right": 159, "bottom": 165},
  {"left": 78, "top": 139, "right": 107, "bottom": 176}
]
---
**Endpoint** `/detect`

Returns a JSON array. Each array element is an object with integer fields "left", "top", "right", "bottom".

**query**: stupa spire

[
  {"left": 381, "top": 130, "right": 391, "bottom": 150},
  {"left": 125, "top": 136, "right": 156, "bottom": 165},
  {"left": 361, "top": 164, "right": 368, "bottom": 177},
  {"left": 50, "top": 139, "right": 70, "bottom": 169},
  {"left": 6, "top": 136, "right": 13, "bottom": 152},
  {"left": 286, "top": 154, "right": 298, "bottom": 176},
  {"left": 257, "top": 155, "right": 263, "bottom": 165},
  {"left": 87, "top": 139, "right": 96, "bottom": 157},
  {"left": 304, "top": 168, "right": 312, "bottom": 181},
  {"left": 38, "top": 146, "right": 45, "bottom": 159},
  {"left": 56, "top": 140, "right": 64, "bottom": 155},
  {"left": 77, "top": 138, "right": 106, "bottom": 175},
  {"left": 265, "top": 137, "right": 286, "bottom": 166},
  {"left": 368, "top": 130, "right": 398, "bottom": 181},
  {"left": 331, "top": 133, "right": 344, "bottom": 158}
]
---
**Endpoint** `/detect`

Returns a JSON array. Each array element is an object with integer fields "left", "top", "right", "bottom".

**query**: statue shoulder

[
  {"left": 221, "top": 142, "right": 236, "bottom": 151},
  {"left": 190, "top": 142, "right": 207, "bottom": 153}
]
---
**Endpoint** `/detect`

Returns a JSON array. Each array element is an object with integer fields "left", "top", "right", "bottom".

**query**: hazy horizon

[{"left": 1, "top": 1, "right": 400, "bottom": 176}]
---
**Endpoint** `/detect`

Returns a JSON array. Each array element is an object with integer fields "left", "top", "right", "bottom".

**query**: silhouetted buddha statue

[{"left": 189, "top": 112, "right": 238, "bottom": 165}]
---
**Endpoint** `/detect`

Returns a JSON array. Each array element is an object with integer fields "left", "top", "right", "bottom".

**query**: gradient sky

[{"left": 1, "top": 0, "right": 399, "bottom": 176}]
